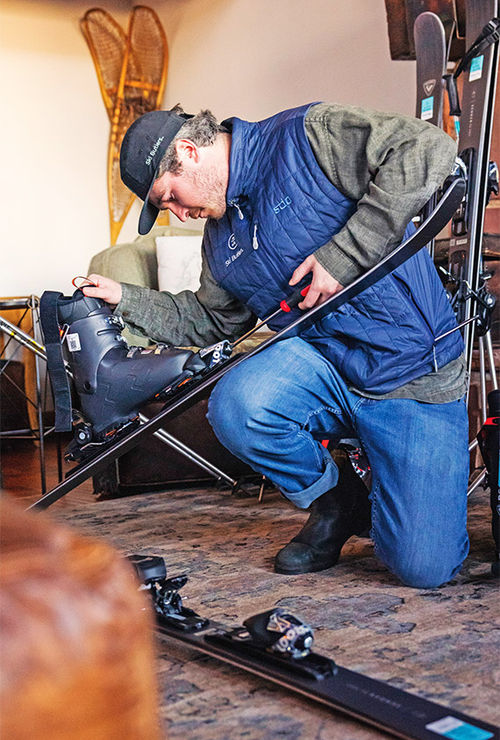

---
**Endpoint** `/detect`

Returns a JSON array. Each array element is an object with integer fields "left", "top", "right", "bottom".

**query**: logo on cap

[{"left": 145, "top": 136, "right": 165, "bottom": 166}]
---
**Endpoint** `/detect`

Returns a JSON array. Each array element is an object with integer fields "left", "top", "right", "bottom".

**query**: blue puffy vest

[{"left": 203, "top": 103, "right": 463, "bottom": 394}]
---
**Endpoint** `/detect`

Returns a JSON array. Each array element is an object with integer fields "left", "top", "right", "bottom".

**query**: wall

[{"left": 0, "top": 0, "right": 415, "bottom": 297}]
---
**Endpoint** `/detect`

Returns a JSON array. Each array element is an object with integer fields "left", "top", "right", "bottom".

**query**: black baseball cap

[{"left": 120, "top": 107, "right": 194, "bottom": 235}]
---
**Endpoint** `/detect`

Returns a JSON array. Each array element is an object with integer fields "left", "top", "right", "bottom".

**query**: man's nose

[{"left": 169, "top": 203, "right": 189, "bottom": 222}]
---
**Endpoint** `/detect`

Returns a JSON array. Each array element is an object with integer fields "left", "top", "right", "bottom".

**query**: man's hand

[
  {"left": 289, "top": 255, "right": 343, "bottom": 309},
  {"left": 81, "top": 274, "right": 122, "bottom": 306}
]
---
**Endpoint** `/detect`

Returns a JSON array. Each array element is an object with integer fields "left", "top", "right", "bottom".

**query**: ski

[
  {"left": 28, "top": 177, "right": 465, "bottom": 511},
  {"left": 130, "top": 554, "right": 499, "bottom": 740},
  {"left": 414, "top": 11, "right": 447, "bottom": 129},
  {"left": 414, "top": 10, "right": 448, "bottom": 260},
  {"left": 447, "top": 1, "right": 499, "bottom": 374}
]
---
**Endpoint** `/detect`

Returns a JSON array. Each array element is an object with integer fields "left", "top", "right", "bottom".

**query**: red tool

[{"left": 232, "top": 284, "right": 310, "bottom": 348}]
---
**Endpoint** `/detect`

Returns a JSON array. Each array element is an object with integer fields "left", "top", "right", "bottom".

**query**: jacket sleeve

[
  {"left": 116, "top": 246, "right": 256, "bottom": 347},
  {"left": 306, "top": 104, "right": 458, "bottom": 285}
]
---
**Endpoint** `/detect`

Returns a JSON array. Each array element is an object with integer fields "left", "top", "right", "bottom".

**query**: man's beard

[{"left": 189, "top": 166, "right": 227, "bottom": 219}]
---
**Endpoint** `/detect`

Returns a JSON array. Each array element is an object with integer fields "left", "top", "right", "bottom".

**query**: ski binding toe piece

[{"left": 128, "top": 554, "right": 209, "bottom": 632}]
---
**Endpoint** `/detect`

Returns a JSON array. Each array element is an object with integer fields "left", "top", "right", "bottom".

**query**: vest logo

[
  {"left": 228, "top": 233, "right": 238, "bottom": 250},
  {"left": 273, "top": 195, "right": 292, "bottom": 214},
  {"left": 145, "top": 136, "right": 164, "bottom": 166},
  {"left": 225, "top": 247, "right": 243, "bottom": 268}
]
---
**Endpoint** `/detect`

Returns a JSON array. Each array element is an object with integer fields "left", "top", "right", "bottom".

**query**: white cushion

[{"left": 156, "top": 235, "right": 203, "bottom": 293}]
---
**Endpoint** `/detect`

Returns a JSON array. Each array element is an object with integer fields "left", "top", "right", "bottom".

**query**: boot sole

[{"left": 274, "top": 556, "right": 340, "bottom": 575}]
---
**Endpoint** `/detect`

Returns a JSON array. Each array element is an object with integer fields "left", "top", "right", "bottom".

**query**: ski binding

[{"left": 128, "top": 554, "right": 208, "bottom": 632}]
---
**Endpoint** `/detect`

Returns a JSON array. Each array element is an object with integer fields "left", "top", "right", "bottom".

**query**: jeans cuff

[{"left": 280, "top": 448, "right": 339, "bottom": 509}]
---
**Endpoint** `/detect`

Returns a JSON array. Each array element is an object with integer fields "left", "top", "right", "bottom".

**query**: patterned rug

[{"left": 49, "top": 481, "right": 499, "bottom": 739}]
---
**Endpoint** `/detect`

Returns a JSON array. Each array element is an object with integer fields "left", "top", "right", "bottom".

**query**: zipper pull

[
  {"left": 252, "top": 223, "right": 259, "bottom": 250},
  {"left": 229, "top": 200, "right": 244, "bottom": 220}
]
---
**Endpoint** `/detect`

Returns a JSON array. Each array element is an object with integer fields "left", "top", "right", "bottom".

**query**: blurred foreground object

[{"left": 0, "top": 496, "right": 160, "bottom": 740}]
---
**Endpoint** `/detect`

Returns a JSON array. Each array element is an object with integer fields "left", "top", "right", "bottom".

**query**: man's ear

[{"left": 175, "top": 139, "right": 199, "bottom": 164}]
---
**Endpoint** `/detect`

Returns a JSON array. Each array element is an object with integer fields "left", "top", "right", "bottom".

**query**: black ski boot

[
  {"left": 42, "top": 290, "right": 208, "bottom": 455},
  {"left": 274, "top": 452, "right": 371, "bottom": 575}
]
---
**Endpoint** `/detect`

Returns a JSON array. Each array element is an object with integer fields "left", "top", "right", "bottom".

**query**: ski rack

[
  {"left": 28, "top": 177, "right": 465, "bottom": 511},
  {"left": 133, "top": 555, "right": 498, "bottom": 740},
  {"left": 447, "top": 3, "right": 499, "bottom": 376},
  {"left": 413, "top": 5, "right": 499, "bottom": 512}
]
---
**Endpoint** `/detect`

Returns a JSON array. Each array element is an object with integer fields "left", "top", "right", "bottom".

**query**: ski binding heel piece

[
  {"left": 206, "top": 608, "right": 337, "bottom": 681},
  {"left": 155, "top": 339, "right": 234, "bottom": 400}
]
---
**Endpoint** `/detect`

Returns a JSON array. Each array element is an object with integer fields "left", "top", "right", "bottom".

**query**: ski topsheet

[
  {"left": 156, "top": 617, "right": 499, "bottom": 740},
  {"left": 414, "top": 10, "right": 448, "bottom": 260},
  {"left": 414, "top": 12, "right": 447, "bottom": 129},
  {"left": 448, "top": 0, "right": 499, "bottom": 371}
]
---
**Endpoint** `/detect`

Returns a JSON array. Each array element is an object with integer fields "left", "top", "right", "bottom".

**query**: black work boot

[{"left": 274, "top": 452, "right": 371, "bottom": 575}]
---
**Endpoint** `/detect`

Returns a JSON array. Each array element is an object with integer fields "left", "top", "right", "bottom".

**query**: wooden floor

[
  {"left": 2, "top": 435, "right": 500, "bottom": 739},
  {"left": 1, "top": 435, "right": 94, "bottom": 506}
]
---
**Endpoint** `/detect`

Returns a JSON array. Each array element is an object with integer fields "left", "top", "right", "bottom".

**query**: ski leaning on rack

[
  {"left": 130, "top": 554, "right": 499, "bottom": 740},
  {"left": 28, "top": 177, "right": 465, "bottom": 511},
  {"left": 446, "top": 1, "right": 499, "bottom": 373},
  {"left": 414, "top": 11, "right": 447, "bottom": 130},
  {"left": 414, "top": 11, "right": 448, "bottom": 260}
]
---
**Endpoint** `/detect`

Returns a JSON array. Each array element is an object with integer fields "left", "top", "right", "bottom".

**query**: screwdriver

[{"left": 232, "top": 284, "right": 310, "bottom": 348}]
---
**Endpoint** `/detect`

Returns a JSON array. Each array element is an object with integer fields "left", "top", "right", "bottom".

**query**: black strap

[
  {"left": 40, "top": 291, "right": 72, "bottom": 432},
  {"left": 444, "top": 73, "right": 461, "bottom": 117},
  {"left": 454, "top": 17, "right": 500, "bottom": 79},
  {"left": 445, "top": 17, "right": 500, "bottom": 117}
]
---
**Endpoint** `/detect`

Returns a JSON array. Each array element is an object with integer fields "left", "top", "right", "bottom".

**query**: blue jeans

[{"left": 207, "top": 337, "right": 470, "bottom": 588}]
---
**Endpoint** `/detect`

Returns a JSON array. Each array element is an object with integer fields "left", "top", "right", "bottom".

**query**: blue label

[
  {"left": 426, "top": 715, "right": 494, "bottom": 740},
  {"left": 469, "top": 55, "right": 484, "bottom": 82},
  {"left": 421, "top": 96, "right": 434, "bottom": 120},
  {"left": 444, "top": 726, "right": 494, "bottom": 740}
]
